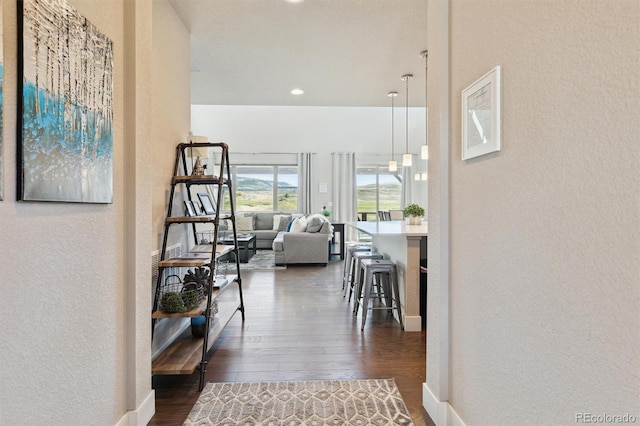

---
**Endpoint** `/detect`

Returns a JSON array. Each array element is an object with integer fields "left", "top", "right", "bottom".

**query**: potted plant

[{"left": 403, "top": 203, "right": 425, "bottom": 225}]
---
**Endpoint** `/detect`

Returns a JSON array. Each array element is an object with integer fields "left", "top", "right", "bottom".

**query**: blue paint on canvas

[
  {"left": 0, "top": 62, "right": 3, "bottom": 201},
  {"left": 21, "top": 81, "right": 113, "bottom": 202}
]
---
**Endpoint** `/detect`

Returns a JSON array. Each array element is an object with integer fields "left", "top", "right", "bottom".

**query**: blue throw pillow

[{"left": 286, "top": 220, "right": 294, "bottom": 232}]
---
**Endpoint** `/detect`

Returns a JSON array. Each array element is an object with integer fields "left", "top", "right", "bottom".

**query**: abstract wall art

[
  {"left": 18, "top": 0, "right": 114, "bottom": 202},
  {"left": 0, "top": 0, "right": 4, "bottom": 201}
]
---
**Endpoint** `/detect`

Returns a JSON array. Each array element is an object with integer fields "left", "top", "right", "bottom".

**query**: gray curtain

[
  {"left": 331, "top": 152, "right": 358, "bottom": 241},
  {"left": 298, "top": 153, "right": 313, "bottom": 214},
  {"left": 401, "top": 164, "right": 413, "bottom": 207}
]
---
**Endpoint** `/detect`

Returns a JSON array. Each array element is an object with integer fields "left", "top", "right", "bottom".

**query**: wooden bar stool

[
  {"left": 349, "top": 251, "right": 383, "bottom": 308},
  {"left": 358, "top": 259, "right": 403, "bottom": 330},
  {"left": 342, "top": 243, "right": 371, "bottom": 295}
]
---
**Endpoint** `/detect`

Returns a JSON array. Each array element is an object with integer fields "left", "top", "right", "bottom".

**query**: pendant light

[
  {"left": 402, "top": 74, "right": 413, "bottom": 167},
  {"left": 388, "top": 91, "right": 398, "bottom": 172},
  {"left": 420, "top": 50, "right": 429, "bottom": 160}
]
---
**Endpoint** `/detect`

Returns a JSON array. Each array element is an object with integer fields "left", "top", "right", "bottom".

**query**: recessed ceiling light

[
  {"left": 290, "top": 88, "right": 304, "bottom": 95},
  {"left": 285, "top": 0, "right": 304, "bottom": 3}
]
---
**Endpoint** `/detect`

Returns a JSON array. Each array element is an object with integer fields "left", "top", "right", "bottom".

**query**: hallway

[{"left": 150, "top": 259, "right": 433, "bottom": 425}]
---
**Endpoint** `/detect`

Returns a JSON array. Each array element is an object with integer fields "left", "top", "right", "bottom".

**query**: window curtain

[
  {"left": 401, "top": 165, "right": 413, "bottom": 207},
  {"left": 332, "top": 152, "right": 358, "bottom": 241},
  {"left": 298, "top": 153, "right": 313, "bottom": 214}
]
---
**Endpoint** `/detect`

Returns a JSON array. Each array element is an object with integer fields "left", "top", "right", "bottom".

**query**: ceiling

[{"left": 168, "top": 0, "right": 428, "bottom": 107}]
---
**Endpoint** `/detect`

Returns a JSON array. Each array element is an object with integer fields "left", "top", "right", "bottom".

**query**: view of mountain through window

[
  {"left": 357, "top": 166, "right": 402, "bottom": 220},
  {"left": 233, "top": 166, "right": 298, "bottom": 212}
]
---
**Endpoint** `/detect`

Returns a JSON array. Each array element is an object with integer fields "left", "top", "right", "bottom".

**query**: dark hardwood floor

[{"left": 150, "top": 258, "right": 435, "bottom": 426}]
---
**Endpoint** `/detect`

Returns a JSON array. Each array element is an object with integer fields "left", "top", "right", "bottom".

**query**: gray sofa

[
  {"left": 218, "top": 212, "right": 333, "bottom": 265},
  {"left": 272, "top": 214, "right": 333, "bottom": 266},
  {"left": 219, "top": 211, "right": 293, "bottom": 249}
]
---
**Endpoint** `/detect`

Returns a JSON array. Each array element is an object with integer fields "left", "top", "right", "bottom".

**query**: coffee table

[{"left": 219, "top": 233, "right": 256, "bottom": 263}]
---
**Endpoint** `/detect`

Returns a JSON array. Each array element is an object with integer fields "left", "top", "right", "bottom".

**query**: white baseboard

[
  {"left": 448, "top": 404, "right": 466, "bottom": 426},
  {"left": 403, "top": 315, "right": 422, "bottom": 332},
  {"left": 114, "top": 390, "right": 155, "bottom": 426},
  {"left": 422, "top": 383, "right": 466, "bottom": 426}
]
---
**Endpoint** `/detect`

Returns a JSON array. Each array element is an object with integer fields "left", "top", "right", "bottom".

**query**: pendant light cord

[
  {"left": 423, "top": 51, "right": 428, "bottom": 147},
  {"left": 391, "top": 94, "right": 395, "bottom": 158},
  {"left": 405, "top": 76, "right": 409, "bottom": 153}
]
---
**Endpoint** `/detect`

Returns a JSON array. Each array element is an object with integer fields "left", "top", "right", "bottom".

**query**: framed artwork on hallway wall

[
  {"left": 0, "top": 0, "right": 4, "bottom": 200},
  {"left": 462, "top": 66, "right": 501, "bottom": 160},
  {"left": 17, "top": 0, "right": 114, "bottom": 202}
]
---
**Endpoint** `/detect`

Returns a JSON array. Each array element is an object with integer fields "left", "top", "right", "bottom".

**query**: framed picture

[
  {"left": 197, "top": 193, "right": 216, "bottom": 216},
  {"left": 192, "top": 201, "right": 203, "bottom": 215},
  {"left": 184, "top": 200, "right": 196, "bottom": 217},
  {"left": 462, "top": 66, "right": 501, "bottom": 160},
  {"left": 17, "top": 0, "right": 114, "bottom": 202},
  {"left": 0, "top": 3, "right": 4, "bottom": 201}
]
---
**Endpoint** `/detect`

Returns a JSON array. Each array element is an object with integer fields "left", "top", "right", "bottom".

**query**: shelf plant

[{"left": 403, "top": 203, "right": 425, "bottom": 225}]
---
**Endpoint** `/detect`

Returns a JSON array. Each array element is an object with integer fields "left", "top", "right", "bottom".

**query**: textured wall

[
  {"left": 425, "top": 0, "right": 449, "bottom": 401},
  {"left": 149, "top": 0, "right": 193, "bottom": 366},
  {"left": 152, "top": 0, "right": 191, "bottom": 251},
  {"left": 0, "top": 0, "right": 129, "bottom": 424},
  {"left": 0, "top": 0, "right": 161, "bottom": 423},
  {"left": 444, "top": 0, "right": 639, "bottom": 424}
]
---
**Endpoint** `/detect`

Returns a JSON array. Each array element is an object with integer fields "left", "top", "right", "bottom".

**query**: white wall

[
  {"left": 150, "top": 0, "right": 193, "bottom": 361},
  {"left": 191, "top": 105, "right": 428, "bottom": 212},
  {"left": 0, "top": 0, "right": 155, "bottom": 424},
  {"left": 426, "top": 0, "right": 640, "bottom": 424},
  {"left": 152, "top": 0, "right": 192, "bottom": 250}
]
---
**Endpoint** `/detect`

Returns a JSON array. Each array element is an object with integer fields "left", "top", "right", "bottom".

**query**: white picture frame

[
  {"left": 462, "top": 66, "right": 501, "bottom": 160},
  {"left": 184, "top": 200, "right": 196, "bottom": 217}
]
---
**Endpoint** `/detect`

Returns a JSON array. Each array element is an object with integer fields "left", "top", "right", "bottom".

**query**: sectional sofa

[{"left": 219, "top": 211, "right": 333, "bottom": 265}]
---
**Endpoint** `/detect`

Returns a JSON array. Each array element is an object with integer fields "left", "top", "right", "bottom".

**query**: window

[
  {"left": 226, "top": 165, "right": 298, "bottom": 212},
  {"left": 277, "top": 166, "right": 298, "bottom": 211},
  {"left": 356, "top": 166, "right": 402, "bottom": 221}
]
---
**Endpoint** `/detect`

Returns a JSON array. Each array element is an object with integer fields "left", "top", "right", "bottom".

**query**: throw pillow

[
  {"left": 273, "top": 214, "right": 284, "bottom": 231},
  {"left": 236, "top": 215, "right": 254, "bottom": 231},
  {"left": 290, "top": 216, "right": 308, "bottom": 233},
  {"left": 278, "top": 215, "right": 291, "bottom": 231},
  {"left": 285, "top": 220, "right": 294, "bottom": 232},
  {"left": 305, "top": 214, "right": 326, "bottom": 233}
]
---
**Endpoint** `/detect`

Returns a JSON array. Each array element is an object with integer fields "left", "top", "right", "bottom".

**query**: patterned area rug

[
  {"left": 219, "top": 250, "right": 286, "bottom": 271},
  {"left": 184, "top": 379, "right": 414, "bottom": 425},
  {"left": 243, "top": 250, "right": 286, "bottom": 271}
]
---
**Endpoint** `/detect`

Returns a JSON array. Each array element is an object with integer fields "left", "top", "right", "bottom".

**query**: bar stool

[
  {"left": 352, "top": 253, "right": 387, "bottom": 314},
  {"left": 345, "top": 251, "right": 383, "bottom": 304},
  {"left": 342, "top": 243, "right": 371, "bottom": 294},
  {"left": 358, "top": 259, "right": 403, "bottom": 330}
]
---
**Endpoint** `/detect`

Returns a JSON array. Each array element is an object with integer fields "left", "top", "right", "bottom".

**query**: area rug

[
  {"left": 220, "top": 250, "right": 286, "bottom": 272},
  {"left": 184, "top": 378, "right": 414, "bottom": 425}
]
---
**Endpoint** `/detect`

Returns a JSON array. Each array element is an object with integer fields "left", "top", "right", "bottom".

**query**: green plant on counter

[{"left": 402, "top": 203, "right": 425, "bottom": 217}]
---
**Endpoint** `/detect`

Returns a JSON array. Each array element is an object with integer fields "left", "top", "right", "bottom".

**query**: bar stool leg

[
  {"left": 354, "top": 258, "right": 374, "bottom": 314},
  {"left": 342, "top": 248, "right": 355, "bottom": 293},
  {"left": 381, "top": 274, "right": 392, "bottom": 313},
  {"left": 347, "top": 255, "right": 359, "bottom": 303},
  {"left": 360, "top": 266, "right": 374, "bottom": 330},
  {"left": 348, "top": 253, "right": 362, "bottom": 300},
  {"left": 351, "top": 259, "right": 365, "bottom": 312}
]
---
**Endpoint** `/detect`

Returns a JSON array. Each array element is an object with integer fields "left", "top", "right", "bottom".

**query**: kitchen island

[{"left": 347, "top": 220, "right": 428, "bottom": 332}]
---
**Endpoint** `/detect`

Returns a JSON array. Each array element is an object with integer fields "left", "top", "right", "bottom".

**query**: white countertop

[{"left": 347, "top": 220, "right": 428, "bottom": 237}]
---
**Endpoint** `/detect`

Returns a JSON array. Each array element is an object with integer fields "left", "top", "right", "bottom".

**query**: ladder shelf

[{"left": 151, "top": 142, "right": 245, "bottom": 391}]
